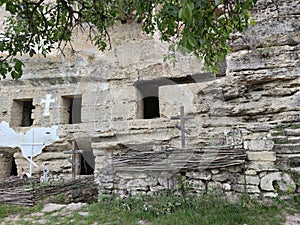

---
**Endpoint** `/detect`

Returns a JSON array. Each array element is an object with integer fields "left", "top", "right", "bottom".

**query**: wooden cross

[
  {"left": 64, "top": 141, "right": 83, "bottom": 180},
  {"left": 171, "top": 106, "right": 193, "bottom": 149}
]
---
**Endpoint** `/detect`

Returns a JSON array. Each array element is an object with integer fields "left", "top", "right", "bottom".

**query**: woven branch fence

[
  {"left": 0, "top": 176, "right": 97, "bottom": 206},
  {"left": 112, "top": 146, "right": 246, "bottom": 172}
]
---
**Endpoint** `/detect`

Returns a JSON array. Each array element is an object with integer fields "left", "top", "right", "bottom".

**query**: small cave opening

[
  {"left": 21, "top": 100, "right": 35, "bottom": 127},
  {"left": 80, "top": 152, "right": 95, "bottom": 175},
  {"left": 11, "top": 99, "right": 34, "bottom": 127},
  {"left": 62, "top": 95, "right": 82, "bottom": 124},
  {"left": 135, "top": 82, "right": 160, "bottom": 119},
  {"left": 10, "top": 157, "right": 18, "bottom": 176},
  {"left": 143, "top": 96, "right": 160, "bottom": 119}
]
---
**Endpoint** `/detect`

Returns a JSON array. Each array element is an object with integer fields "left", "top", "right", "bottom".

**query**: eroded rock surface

[{"left": 0, "top": 0, "right": 299, "bottom": 196}]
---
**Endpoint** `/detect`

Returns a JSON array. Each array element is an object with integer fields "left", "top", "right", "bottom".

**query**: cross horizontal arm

[
  {"left": 171, "top": 115, "right": 194, "bottom": 120},
  {"left": 21, "top": 143, "right": 44, "bottom": 146},
  {"left": 64, "top": 150, "right": 83, "bottom": 154}
]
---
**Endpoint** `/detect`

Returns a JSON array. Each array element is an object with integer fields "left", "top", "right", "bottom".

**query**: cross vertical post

[
  {"left": 20, "top": 130, "right": 44, "bottom": 176},
  {"left": 71, "top": 141, "right": 76, "bottom": 179},
  {"left": 64, "top": 141, "right": 83, "bottom": 180},
  {"left": 171, "top": 106, "right": 194, "bottom": 149},
  {"left": 30, "top": 131, "right": 34, "bottom": 175},
  {"left": 180, "top": 106, "right": 185, "bottom": 149}
]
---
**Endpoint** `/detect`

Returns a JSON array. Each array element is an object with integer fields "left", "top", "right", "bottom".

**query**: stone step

[
  {"left": 271, "top": 136, "right": 287, "bottom": 144},
  {"left": 270, "top": 130, "right": 285, "bottom": 136},
  {"left": 291, "top": 167, "right": 300, "bottom": 173},
  {"left": 287, "top": 136, "right": 300, "bottom": 144},
  {"left": 284, "top": 128, "right": 300, "bottom": 136},
  {"left": 272, "top": 136, "right": 300, "bottom": 144},
  {"left": 274, "top": 143, "right": 300, "bottom": 154}
]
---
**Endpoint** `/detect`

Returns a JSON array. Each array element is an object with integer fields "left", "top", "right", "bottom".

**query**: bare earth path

[{"left": 285, "top": 213, "right": 300, "bottom": 225}]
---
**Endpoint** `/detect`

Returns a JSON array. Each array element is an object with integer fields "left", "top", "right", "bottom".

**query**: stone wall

[
  {"left": 0, "top": 151, "right": 15, "bottom": 178},
  {"left": 95, "top": 133, "right": 299, "bottom": 198}
]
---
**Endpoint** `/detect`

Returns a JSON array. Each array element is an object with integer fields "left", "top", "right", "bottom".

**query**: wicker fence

[
  {"left": 0, "top": 176, "right": 98, "bottom": 206},
  {"left": 112, "top": 146, "right": 246, "bottom": 172}
]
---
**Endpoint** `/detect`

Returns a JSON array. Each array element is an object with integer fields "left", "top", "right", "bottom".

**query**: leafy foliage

[{"left": 0, "top": 0, "right": 257, "bottom": 79}]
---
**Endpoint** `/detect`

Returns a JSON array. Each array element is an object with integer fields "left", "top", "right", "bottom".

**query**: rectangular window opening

[
  {"left": 143, "top": 96, "right": 160, "bottom": 119},
  {"left": 11, "top": 99, "right": 34, "bottom": 127},
  {"left": 62, "top": 95, "right": 82, "bottom": 124},
  {"left": 135, "top": 82, "right": 160, "bottom": 119}
]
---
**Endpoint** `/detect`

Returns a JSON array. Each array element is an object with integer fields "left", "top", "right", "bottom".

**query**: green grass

[
  {"left": 88, "top": 194, "right": 284, "bottom": 225},
  {"left": 272, "top": 123, "right": 300, "bottom": 137},
  {"left": 0, "top": 203, "right": 42, "bottom": 219},
  {"left": 289, "top": 124, "right": 300, "bottom": 130},
  {"left": 271, "top": 125, "right": 285, "bottom": 137},
  {"left": 1, "top": 193, "right": 299, "bottom": 225}
]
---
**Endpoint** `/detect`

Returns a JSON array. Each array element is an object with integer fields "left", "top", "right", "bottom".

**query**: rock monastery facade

[{"left": 0, "top": 0, "right": 299, "bottom": 196}]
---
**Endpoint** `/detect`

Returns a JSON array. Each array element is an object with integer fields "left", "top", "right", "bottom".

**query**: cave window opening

[
  {"left": 11, "top": 99, "right": 34, "bottom": 127},
  {"left": 143, "top": 96, "right": 160, "bottom": 119},
  {"left": 21, "top": 101, "right": 35, "bottom": 126},
  {"left": 80, "top": 154, "right": 95, "bottom": 175},
  {"left": 10, "top": 157, "right": 18, "bottom": 176},
  {"left": 62, "top": 95, "right": 82, "bottom": 124},
  {"left": 135, "top": 82, "right": 160, "bottom": 119}
]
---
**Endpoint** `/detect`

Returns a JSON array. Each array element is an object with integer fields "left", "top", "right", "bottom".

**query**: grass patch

[
  {"left": 289, "top": 124, "right": 300, "bottom": 130},
  {"left": 1, "top": 193, "right": 298, "bottom": 225},
  {"left": 272, "top": 123, "right": 300, "bottom": 137},
  {"left": 271, "top": 125, "right": 285, "bottom": 137},
  {"left": 51, "top": 193, "right": 286, "bottom": 225},
  {"left": 0, "top": 203, "right": 42, "bottom": 219},
  {"left": 273, "top": 139, "right": 288, "bottom": 144}
]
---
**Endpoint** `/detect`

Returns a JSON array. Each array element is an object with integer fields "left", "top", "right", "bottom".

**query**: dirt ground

[{"left": 285, "top": 213, "right": 300, "bottom": 225}]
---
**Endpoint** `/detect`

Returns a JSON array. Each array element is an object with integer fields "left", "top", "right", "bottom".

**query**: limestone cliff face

[
  {"left": 94, "top": 0, "right": 300, "bottom": 196},
  {"left": 227, "top": 0, "right": 300, "bottom": 122},
  {"left": 0, "top": 0, "right": 299, "bottom": 196},
  {"left": 0, "top": 20, "right": 206, "bottom": 178}
]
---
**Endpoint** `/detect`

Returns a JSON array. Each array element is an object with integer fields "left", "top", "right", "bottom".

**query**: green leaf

[
  {"left": 178, "top": 8, "right": 183, "bottom": 19},
  {"left": 13, "top": 59, "right": 24, "bottom": 74},
  {"left": 11, "top": 71, "right": 18, "bottom": 79},
  {"left": 187, "top": 35, "right": 197, "bottom": 48},
  {"left": 182, "top": 2, "right": 194, "bottom": 21},
  {"left": 250, "top": 18, "right": 256, "bottom": 26},
  {"left": 0, "top": 61, "right": 7, "bottom": 78},
  {"left": 29, "top": 49, "right": 36, "bottom": 57},
  {"left": 187, "top": 2, "right": 194, "bottom": 14},
  {"left": 5, "top": 2, "right": 16, "bottom": 14}
]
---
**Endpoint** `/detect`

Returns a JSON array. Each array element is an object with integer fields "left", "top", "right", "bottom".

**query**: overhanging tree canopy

[{"left": 0, "top": 0, "right": 257, "bottom": 79}]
